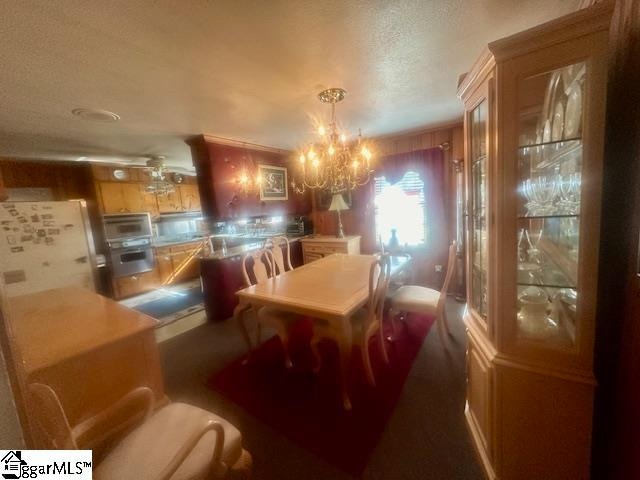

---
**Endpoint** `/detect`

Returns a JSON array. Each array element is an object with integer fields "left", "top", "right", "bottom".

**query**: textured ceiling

[{"left": 0, "top": 0, "right": 580, "bottom": 170}]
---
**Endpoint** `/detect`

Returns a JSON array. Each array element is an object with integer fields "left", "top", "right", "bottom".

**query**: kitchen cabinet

[
  {"left": 457, "top": 4, "right": 610, "bottom": 479},
  {"left": 8, "top": 287, "right": 165, "bottom": 450},
  {"left": 112, "top": 268, "right": 160, "bottom": 299},
  {"left": 94, "top": 175, "right": 201, "bottom": 217},
  {"left": 300, "top": 235, "right": 361, "bottom": 264},
  {"left": 154, "top": 240, "right": 208, "bottom": 286},
  {"left": 97, "top": 182, "right": 147, "bottom": 214},
  {"left": 178, "top": 184, "right": 201, "bottom": 212},
  {"left": 156, "top": 189, "right": 183, "bottom": 213}
]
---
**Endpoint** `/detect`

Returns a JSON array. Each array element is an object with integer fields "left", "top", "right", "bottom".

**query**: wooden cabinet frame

[{"left": 457, "top": 4, "right": 612, "bottom": 479}]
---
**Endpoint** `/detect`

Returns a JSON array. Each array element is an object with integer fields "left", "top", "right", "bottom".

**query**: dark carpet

[
  {"left": 133, "top": 286, "right": 203, "bottom": 320},
  {"left": 159, "top": 299, "right": 483, "bottom": 480},
  {"left": 208, "top": 313, "right": 435, "bottom": 476}
]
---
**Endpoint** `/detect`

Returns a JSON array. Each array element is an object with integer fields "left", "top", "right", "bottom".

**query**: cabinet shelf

[
  {"left": 518, "top": 214, "right": 579, "bottom": 220},
  {"left": 519, "top": 139, "right": 583, "bottom": 171},
  {"left": 518, "top": 137, "right": 582, "bottom": 150},
  {"left": 517, "top": 281, "right": 576, "bottom": 289}
]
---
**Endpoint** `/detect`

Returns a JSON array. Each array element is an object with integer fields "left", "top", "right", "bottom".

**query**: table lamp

[{"left": 328, "top": 193, "right": 349, "bottom": 238}]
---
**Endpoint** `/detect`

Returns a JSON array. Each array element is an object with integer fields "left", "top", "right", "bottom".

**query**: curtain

[{"left": 375, "top": 147, "right": 449, "bottom": 285}]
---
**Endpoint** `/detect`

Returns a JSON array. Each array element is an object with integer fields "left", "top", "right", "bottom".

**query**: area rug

[
  {"left": 207, "top": 312, "right": 435, "bottom": 476},
  {"left": 133, "top": 286, "right": 203, "bottom": 325}
]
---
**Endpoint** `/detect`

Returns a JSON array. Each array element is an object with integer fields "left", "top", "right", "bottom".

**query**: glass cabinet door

[
  {"left": 469, "top": 99, "right": 488, "bottom": 320},
  {"left": 515, "top": 62, "right": 585, "bottom": 348}
]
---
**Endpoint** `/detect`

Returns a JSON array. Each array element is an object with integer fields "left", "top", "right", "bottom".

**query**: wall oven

[
  {"left": 107, "top": 238, "right": 154, "bottom": 278},
  {"left": 103, "top": 214, "right": 155, "bottom": 278},
  {"left": 103, "top": 213, "right": 152, "bottom": 241}
]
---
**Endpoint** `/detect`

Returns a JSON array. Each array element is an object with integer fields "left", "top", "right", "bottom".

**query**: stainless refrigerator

[{"left": 0, "top": 200, "right": 99, "bottom": 298}]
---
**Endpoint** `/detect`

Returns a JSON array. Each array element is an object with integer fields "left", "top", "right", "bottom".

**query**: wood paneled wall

[
  {"left": 592, "top": 0, "right": 640, "bottom": 478},
  {"left": 310, "top": 123, "right": 463, "bottom": 287}
]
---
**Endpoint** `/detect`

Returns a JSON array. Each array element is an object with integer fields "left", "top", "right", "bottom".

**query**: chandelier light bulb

[{"left": 290, "top": 88, "right": 374, "bottom": 195}]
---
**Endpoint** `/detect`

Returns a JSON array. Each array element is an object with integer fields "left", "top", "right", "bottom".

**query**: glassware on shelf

[
  {"left": 558, "top": 173, "right": 581, "bottom": 214},
  {"left": 517, "top": 286, "right": 557, "bottom": 339},
  {"left": 521, "top": 176, "right": 560, "bottom": 216}
]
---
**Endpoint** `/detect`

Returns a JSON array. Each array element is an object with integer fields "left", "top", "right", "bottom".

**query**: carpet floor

[
  {"left": 208, "top": 313, "right": 435, "bottom": 476},
  {"left": 159, "top": 298, "right": 483, "bottom": 480}
]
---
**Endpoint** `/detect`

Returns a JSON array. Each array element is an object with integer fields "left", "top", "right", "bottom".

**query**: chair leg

[
  {"left": 362, "top": 339, "right": 376, "bottom": 386},
  {"left": 310, "top": 337, "right": 322, "bottom": 374},
  {"left": 436, "top": 313, "right": 447, "bottom": 348},
  {"left": 387, "top": 308, "right": 399, "bottom": 342},
  {"left": 378, "top": 325, "right": 389, "bottom": 364},
  {"left": 255, "top": 322, "right": 262, "bottom": 345},
  {"left": 279, "top": 333, "right": 293, "bottom": 369},
  {"left": 442, "top": 306, "right": 452, "bottom": 336}
]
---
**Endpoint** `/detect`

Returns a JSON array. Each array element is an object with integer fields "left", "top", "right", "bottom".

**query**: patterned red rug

[{"left": 207, "top": 313, "right": 435, "bottom": 476}]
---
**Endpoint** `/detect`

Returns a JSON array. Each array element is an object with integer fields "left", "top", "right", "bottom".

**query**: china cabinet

[{"left": 457, "top": 4, "right": 611, "bottom": 479}]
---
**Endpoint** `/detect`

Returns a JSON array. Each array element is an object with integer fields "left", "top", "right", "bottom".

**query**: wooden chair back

[
  {"left": 242, "top": 248, "right": 275, "bottom": 287},
  {"left": 436, "top": 241, "right": 457, "bottom": 318},
  {"left": 265, "top": 236, "right": 293, "bottom": 275},
  {"left": 28, "top": 383, "right": 77, "bottom": 449},
  {"left": 365, "top": 255, "right": 391, "bottom": 331}
]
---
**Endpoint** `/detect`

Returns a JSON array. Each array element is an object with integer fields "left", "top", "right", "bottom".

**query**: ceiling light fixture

[
  {"left": 145, "top": 156, "right": 175, "bottom": 196},
  {"left": 71, "top": 108, "right": 120, "bottom": 123},
  {"left": 291, "top": 88, "right": 374, "bottom": 195}
]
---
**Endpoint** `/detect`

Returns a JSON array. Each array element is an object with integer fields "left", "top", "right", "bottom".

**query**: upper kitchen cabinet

[
  {"left": 187, "top": 135, "right": 311, "bottom": 220},
  {"left": 96, "top": 182, "right": 148, "bottom": 214},
  {"left": 155, "top": 188, "right": 183, "bottom": 213},
  {"left": 92, "top": 166, "right": 201, "bottom": 216},
  {"left": 457, "top": 4, "right": 611, "bottom": 479},
  {"left": 178, "top": 184, "right": 201, "bottom": 212}
]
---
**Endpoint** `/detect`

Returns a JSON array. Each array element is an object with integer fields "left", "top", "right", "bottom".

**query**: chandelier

[
  {"left": 144, "top": 156, "right": 175, "bottom": 196},
  {"left": 291, "top": 88, "right": 374, "bottom": 194}
]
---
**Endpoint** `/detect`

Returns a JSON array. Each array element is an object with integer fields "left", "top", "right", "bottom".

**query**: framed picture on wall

[{"left": 258, "top": 164, "right": 288, "bottom": 201}]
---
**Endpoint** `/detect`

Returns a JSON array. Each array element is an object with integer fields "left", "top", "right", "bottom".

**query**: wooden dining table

[{"left": 234, "top": 253, "right": 411, "bottom": 410}]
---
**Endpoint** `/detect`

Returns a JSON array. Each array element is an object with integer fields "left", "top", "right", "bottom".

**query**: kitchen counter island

[
  {"left": 7, "top": 286, "right": 165, "bottom": 446},
  {"left": 200, "top": 236, "right": 305, "bottom": 321}
]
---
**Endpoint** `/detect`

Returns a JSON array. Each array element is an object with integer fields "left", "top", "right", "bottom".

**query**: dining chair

[
  {"left": 241, "top": 248, "right": 300, "bottom": 368},
  {"left": 264, "top": 236, "right": 293, "bottom": 274},
  {"left": 28, "top": 383, "right": 252, "bottom": 480},
  {"left": 310, "top": 255, "right": 391, "bottom": 386},
  {"left": 388, "top": 241, "right": 457, "bottom": 346}
]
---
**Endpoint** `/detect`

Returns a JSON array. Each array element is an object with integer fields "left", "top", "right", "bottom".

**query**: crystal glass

[{"left": 516, "top": 62, "right": 585, "bottom": 348}]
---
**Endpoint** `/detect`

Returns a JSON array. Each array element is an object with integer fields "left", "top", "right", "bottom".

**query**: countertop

[
  {"left": 8, "top": 287, "right": 157, "bottom": 374},
  {"left": 201, "top": 234, "right": 309, "bottom": 261}
]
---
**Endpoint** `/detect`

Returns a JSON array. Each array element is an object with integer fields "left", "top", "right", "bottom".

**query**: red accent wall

[{"left": 188, "top": 137, "right": 311, "bottom": 220}]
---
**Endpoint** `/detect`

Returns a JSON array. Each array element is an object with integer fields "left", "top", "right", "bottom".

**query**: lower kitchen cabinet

[
  {"left": 155, "top": 241, "right": 208, "bottom": 286},
  {"left": 112, "top": 269, "right": 159, "bottom": 299}
]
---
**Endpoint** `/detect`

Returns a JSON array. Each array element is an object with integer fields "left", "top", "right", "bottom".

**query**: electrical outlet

[{"left": 435, "top": 264, "right": 443, "bottom": 273}]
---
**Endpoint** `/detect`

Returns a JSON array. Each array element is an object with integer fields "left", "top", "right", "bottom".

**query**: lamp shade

[{"left": 328, "top": 193, "right": 349, "bottom": 211}]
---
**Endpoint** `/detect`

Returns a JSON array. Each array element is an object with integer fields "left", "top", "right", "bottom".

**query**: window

[{"left": 374, "top": 171, "right": 426, "bottom": 247}]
